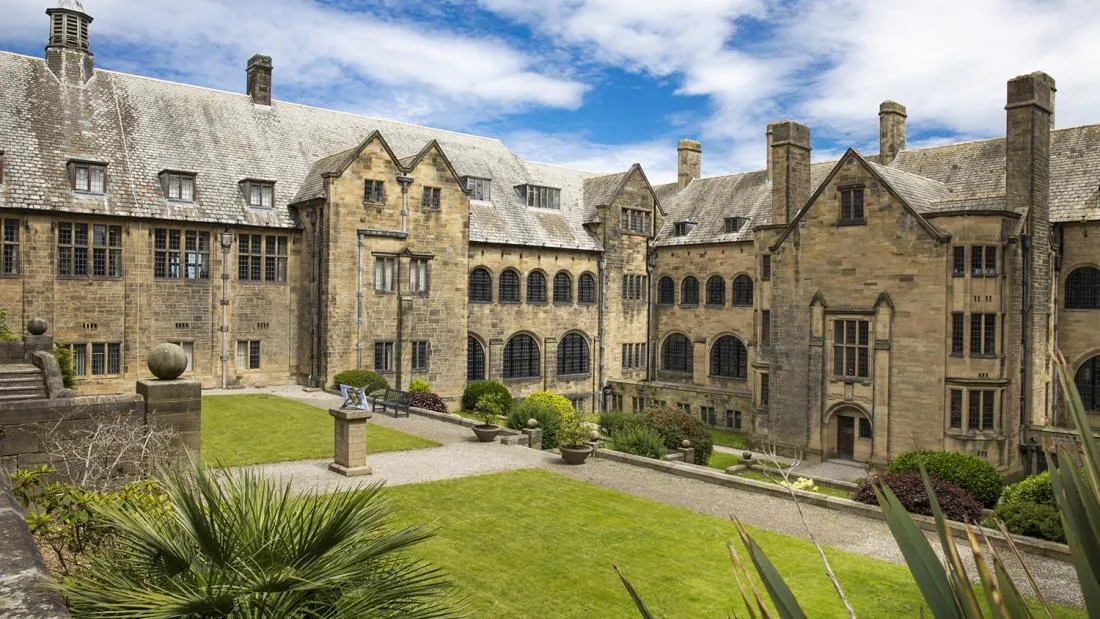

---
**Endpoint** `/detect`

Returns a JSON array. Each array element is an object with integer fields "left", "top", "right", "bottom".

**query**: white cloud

[{"left": 503, "top": 129, "right": 679, "bottom": 182}]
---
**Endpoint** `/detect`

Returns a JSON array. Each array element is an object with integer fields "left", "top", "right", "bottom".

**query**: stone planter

[
  {"left": 559, "top": 445, "right": 591, "bottom": 465},
  {"left": 472, "top": 424, "right": 501, "bottom": 442}
]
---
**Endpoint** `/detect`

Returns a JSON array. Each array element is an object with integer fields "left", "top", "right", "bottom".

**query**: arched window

[
  {"left": 732, "top": 275, "right": 753, "bottom": 306},
  {"left": 662, "top": 334, "right": 693, "bottom": 373},
  {"left": 706, "top": 276, "right": 726, "bottom": 306},
  {"left": 557, "top": 333, "right": 590, "bottom": 375},
  {"left": 499, "top": 269, "right": 519, "bottom": 303},
  {"left": 710, "top": 335, "right": 747, "bottom": 379},
  {"left": 1076, "top": 355, "right": 1100, "bottom": 412},
  {"left": 553, "top": 271, "right": 572, "bottom": 303},
  {"left": 657, "top": 276, "right": 675, "bottom": 305},
  {"left": 527, "top": 271, "right": 547, "bottom": 303},
  {"left": 681, "top": 276, "right": 699, "bottom": 306},
  {"left": 468, "top": 268, "right": 491, "bottom": 303},
  {"left": 467, "top": 335, "right": 485, "bottom": 381},
  {"left": 1066, "top": 267, "right": 1100, "bottom": 309},
  {"left": 503, "top": 334, "right": 540, "bottom": 379},
  {"left": 578, "top": 273, "right": 596, "bottom": 304}
]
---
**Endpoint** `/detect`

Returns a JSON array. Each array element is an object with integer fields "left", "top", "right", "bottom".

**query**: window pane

[{"left": 90, "top": 167, "right": 104, "bottom": 193}]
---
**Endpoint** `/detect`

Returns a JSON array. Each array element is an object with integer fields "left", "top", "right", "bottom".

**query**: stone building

[{"left": 1, "top": 1, "right": 1097, "bottom": 474}]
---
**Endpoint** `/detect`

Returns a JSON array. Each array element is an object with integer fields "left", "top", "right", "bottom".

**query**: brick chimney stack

[
  {"left": 768, "top": 120, "right": 811, "bottom": 225},
  {"left": 247, "top": 54, "right": 273, "bottom": 106},
  {"left": 878, "top": 100, "right": 907, "bottom": 164},
  {"left": 677, "top": 139, "right": 701, "bottom": 189}
]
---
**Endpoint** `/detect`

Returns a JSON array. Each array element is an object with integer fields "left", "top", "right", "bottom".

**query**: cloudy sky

[{"left": 3, "top": 0, "right": 1098, "bottom": 182}]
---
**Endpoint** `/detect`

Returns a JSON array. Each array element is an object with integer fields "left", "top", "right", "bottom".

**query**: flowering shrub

[{"left": 779, "top": 477, "right": 818, "bottom": 492}]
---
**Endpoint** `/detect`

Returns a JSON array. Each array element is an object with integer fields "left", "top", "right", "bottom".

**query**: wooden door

[{"left": 837, "top": 416, "right": 855, "bottom": 460}]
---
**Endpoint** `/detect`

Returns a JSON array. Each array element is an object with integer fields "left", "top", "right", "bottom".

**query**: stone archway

[{"left": 825, "top": 404, "right": 873, "bottom": 462}]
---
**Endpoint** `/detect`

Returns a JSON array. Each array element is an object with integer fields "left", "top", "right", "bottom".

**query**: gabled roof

[
  {"left": 291, "top": 130, "right": 404, "bottom": 204},
  {"left": 581, "top": 163, "right": 667, "bottom": 225}
]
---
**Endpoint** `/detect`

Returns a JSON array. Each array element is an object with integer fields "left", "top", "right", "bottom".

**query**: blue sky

[{"left": 3, "top": 0, "right": 1099, "bottom": 182}]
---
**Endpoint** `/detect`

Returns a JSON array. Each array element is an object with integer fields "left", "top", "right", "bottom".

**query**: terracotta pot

[
  {"left": 559, "top": 445, "right": 591, "bottom": 465},
  {"left": 472, "top": 424, "right": 501, "bottom": 442}
]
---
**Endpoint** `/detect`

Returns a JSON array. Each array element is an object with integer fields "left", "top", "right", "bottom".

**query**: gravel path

[{"left": 207, "top": 385, "right": 1084, "bottom": 609}]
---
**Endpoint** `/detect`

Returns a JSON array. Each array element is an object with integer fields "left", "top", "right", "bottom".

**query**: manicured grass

[
  {"left": 388, "top": 470, "right": 1082, "bottom": 618},
  {"left": 707, "top": 451, "right": 741, "bottom": 470},
  {"left": 710, "top": 427, "right": 748, "bottom": 449},
  {"left": 202, "top": 394, "right": 439, "bottom": 466}
]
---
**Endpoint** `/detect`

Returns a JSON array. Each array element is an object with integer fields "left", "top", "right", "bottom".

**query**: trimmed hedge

[
  {"left": 985, "top": 502, "right": 1065, "bottom": 543},
  {"left": 522, "top": 392, "right": 574, "bottom": 418},
  {"left": 332, "top": 370, "right": 388, "bottom": 393},
  {"left": 613, "top": 425, "right": 666, "bottom": 460},
  {"left": 854, "top": 472, "right": 984, "bottom": 523},
  {"left": 640, "top": 406, "right": 713, "bottom": 465},
  {"left": 1000, "top": 471, "right": 1054, "bottom": 506},
  {"left": 408, "top": 379, "right": 431, "bottom": 394},
  {"left": 461, "top": 381, "right": 512, "bottom": 412},
  {"left": 506, "top": 400, "right": 562, "bottom": 449},
  {"left": 887, "top": 450, "right": 1003, "bottom": 507},
  {"left": 408, "top": 392, "right": 447, "bottom": 413}
]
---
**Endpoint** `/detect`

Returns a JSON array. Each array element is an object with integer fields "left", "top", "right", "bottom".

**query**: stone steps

[{"left": 0, "top": 363, "right": 48, "bottom": 401}]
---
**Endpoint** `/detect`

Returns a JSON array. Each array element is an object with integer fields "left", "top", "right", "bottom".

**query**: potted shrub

[
  {"left": 557, "top": 412, "right": 592, "bottom": 465},
  {"left": 471, "top": 393, "right": 506, "bottom": 442}
]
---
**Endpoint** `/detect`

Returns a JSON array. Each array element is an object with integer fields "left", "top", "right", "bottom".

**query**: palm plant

[
  {"left": 617, "top": 352, "right": 1100, "bottom": 617},
  {"left": 62, "top": 459, "right": 462, "bottom": 618}
]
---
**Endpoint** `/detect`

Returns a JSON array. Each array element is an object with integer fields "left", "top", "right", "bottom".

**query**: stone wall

[{"left": 0, "top": 473, "right": 70, "bottom": 618}]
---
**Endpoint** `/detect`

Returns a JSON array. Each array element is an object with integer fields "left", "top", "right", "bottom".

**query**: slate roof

[{"left": 0, "top": 51, "right": 605, "bottom": 250}]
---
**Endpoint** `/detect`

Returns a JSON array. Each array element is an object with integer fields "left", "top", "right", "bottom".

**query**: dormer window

[
  {"left": 69, "top": 161, "right": 107, "bottom": 194},
  {"left": 521, "top": 185, "right": 561, "bottom": 209},
  {"left": 160, "top": 171, "right": 196, "bottom": 202},
  {"left": 240, "top": 179, "right": 274, "bottom": 208},
  {"left": 724, "top": 217, "right": 747, "bottom": 233},
  {"left": 673, "top": 221, "right": 695, "bottom": 237},
  {"left": 464, "top": 177, "right": 491, "bottom": 201}
]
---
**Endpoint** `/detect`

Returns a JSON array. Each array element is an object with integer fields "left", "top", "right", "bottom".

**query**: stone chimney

[
  {"left": 878, "top": 100, "right": 907, "bottom": 164},
  {"left": 768, "top": 120, "right": 811, "bottom": 225},
  {"left": 765, "top": 123, "right": 775, "bottom": 183},
  {"left": 247, "top": 54, "right": 273, "bottom": 105},
  {"left": 677, "top": 139, "right": 701, "bottom": 189},
  {"left": 1007, "top": 71, "right": 1056, "bottom": 429},
  {"left": 45, "top": 0, "right": 94, "bottom": 84}
]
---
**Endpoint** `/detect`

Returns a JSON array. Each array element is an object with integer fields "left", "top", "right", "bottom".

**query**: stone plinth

[
  {"left": 22, "top": 334, "right": 53, "bottom": 358},
  {"left": 678, "top": 446, "right": 694, "bottom": 462},
  {"left": 329, "top": 408, "right": 373, "bottom": 477},
  {"left": 136, "top": 378, "right": 201, "bottom": 454},
  {"left": 521, "top": 427, "right": 543, "bottom": 450}
]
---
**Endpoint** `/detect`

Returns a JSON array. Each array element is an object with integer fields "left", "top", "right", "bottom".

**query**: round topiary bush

[
  {"left": 639, "top": 406, "right": 713, "bottom": 465},
  {"left": 887, "top": 450, "right": 1003, "bottom": 507},
  {"left": 521, "top": 391, "right": 573, "bottom": 419},
  {"left": 612, "top": 425, "right": 666, "bottom": 460},
  {"left": 1000, "top": 471, "right": 1054, "bottom": 506},
  {"left": 332, "top": 369, "right": 388, "bottom": 393},
  {"left": 461, "top": 380, "right": 512, "bottom": 412},
  {"left": 506, "top": 399, "right": 562, "bottom": 449},
  {"left": 408, "top": 392, "right": 448, "bottom": 413},
  {"left": 985, "top": 502, "right": 1065, "bottom": 543},
  {"left": 408, "top": 379, "right": 431, "bottom": 394},
  {"left": 854, "top": 472, "right": 984, "bottom": 523}
]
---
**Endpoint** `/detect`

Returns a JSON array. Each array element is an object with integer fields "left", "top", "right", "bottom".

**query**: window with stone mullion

[
  {"left": 833, "top": 319, "right": 869, "bottom": 379},
  {"left": 2, "top": 218, "right": 19, "bottom": 275},
  {"left": 557, "top": 333, "right": 589, "bottom": 375}
]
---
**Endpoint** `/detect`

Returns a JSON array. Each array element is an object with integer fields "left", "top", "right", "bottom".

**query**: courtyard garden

[{"left": 201, "top": 393, "right": 438, "bottom": 466}]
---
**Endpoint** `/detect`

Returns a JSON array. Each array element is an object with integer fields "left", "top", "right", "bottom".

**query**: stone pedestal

[
  {"left": 137, "top": 378, "right": 201, "bottom": 454},
  {"left": 329, "top": 408, "right": 373, "bottom": 477},
  {"left": 521, "top": 427, "right": 543, "bottom": 450},
  {"left": 678, "top": 446, "right": 694, "bottom": 462},
  {"left": 22, "top": 334, "right": 53, "bottom": 358}
]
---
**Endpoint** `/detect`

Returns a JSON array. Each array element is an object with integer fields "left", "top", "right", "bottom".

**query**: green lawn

[
  {"left": 202, "top": 394, "right": 439, "bottom": 466},
  {"left": 736, "top": 469, "right": 851, "bottom": 499},
  {"left": 707, "top": 451, "right": 741, "bottom": 470},
  {"left": 389, "top": 470, "right": 1081, "bottom": 618},
  {"left": 710, "top": 427, "right": 748, "bottom": 449}
]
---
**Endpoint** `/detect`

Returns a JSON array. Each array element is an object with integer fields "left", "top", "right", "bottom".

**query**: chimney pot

[
  {"left": 247, "top": 54, "right": 273, "bottom": 105},
  {"left": 878, "top": 100, "right": 907, "bottom": 164},
  {"left": 677, "top": 138, "right": 701, "bottom": 189}
]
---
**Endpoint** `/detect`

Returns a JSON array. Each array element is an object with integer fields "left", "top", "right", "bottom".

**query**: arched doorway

[{"left": 827, "top": 405, "right": 873, "bottom": 462}]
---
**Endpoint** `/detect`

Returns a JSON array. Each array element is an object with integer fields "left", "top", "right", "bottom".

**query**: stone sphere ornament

[
  {"left": 26, "top": 318, "right": 48, "bottom": 335},
  {"left": 527, "top": 418, "right": 539, "bottom": 428},
  {"left": 681, "top": 439, "right": 692, "bottom": 448},
  {"left": 148, "top": 343, "right": 188, "bottom": 380},
  {"left": 589, "top": 429, "right": 600, "bottom": 440}
]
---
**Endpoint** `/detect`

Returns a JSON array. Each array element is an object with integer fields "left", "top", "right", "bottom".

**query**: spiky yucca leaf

[
  {"left": 731, "top": 517, "right": 806, "bottom": 619},
  {"left": 61, "top": 460, "right": 462, "bottom": 618}
]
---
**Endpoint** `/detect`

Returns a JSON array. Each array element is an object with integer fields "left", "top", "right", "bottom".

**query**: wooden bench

[{"left": 370, "top": 388, "right": 411, "bottom": 418}]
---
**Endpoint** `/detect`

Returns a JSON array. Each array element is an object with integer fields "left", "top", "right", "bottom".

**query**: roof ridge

[{"left": 524, "top": 159, "right": 601, "bottom": 175}]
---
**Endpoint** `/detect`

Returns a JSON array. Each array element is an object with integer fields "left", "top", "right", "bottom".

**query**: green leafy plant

[
  {"left": 461, "top": 380, "right": 512, "bottom": 411},
  {"left": 612, "top": 424, "right": 666, "bottom": 460},
  {"left": 556, "top": 411, "right": 591, "bottom": 449},
  {"left": 521, "top": 391, "right": 573, "bottom": 419},
  {"left": 474, "top": 392, "right": 508, "bottom": 426},
  {"left": 0, "top": 307, "right": 17, "bottom": 341},
  {"left": 408, "top": 379, "right": 431, "bottom": 393},
  {"left": 60, "top": 459, "right": 461, "bottom": 617},
  {"left": 53, "top": 343, "right": 75, "bottom": 388},
  {"left": 853, "top": 472, "right": 984, "bottom": 523},
  {"left": 506, "top": 399, "right": 562, "bottom": 449},
  {"left": 332, "top": 369, "right": 388, "bottom": 393},
  {"left": 1001, "top": 470, "right": 1055, "bottom": 507},
  {"left": 639, "top": 406, "right": 713, "bottom": 465},
  {"left": 888, "top": 450, "right": 1003, "bottom": 507},
  {"left": 599, "top": 410, "right": 633, "bottom": 438},
  {"left": 985, "top": 502, "right": 1065, "bottom": 543}
]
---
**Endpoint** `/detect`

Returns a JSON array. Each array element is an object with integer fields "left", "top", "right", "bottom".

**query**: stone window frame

[
  {"left": 373, "top": 255, "right": 397, "bottom": 293},
  {"left": 553, "top": 271, "right": 573, "bottom": 304},
  {"left": 948, "top": 389, "right": 964, "bottom": 429},
  {"left": 467, "top": 335, "right": 486, "bottom": 381},
  {"left": 970, "top": 245, "right": 998, "bottom": 277},
  {"left": 950, "top": 312, "right": 965, "bottom": 356},
  {"left": 622, "top": 274, "right": 647, "bottom": 302},
  {"left": 2, "top": 217, "right": 20, "bottom": 277},
  {"left": 69, "top": 160, "right": 108, "bottom": 194},
  {"left": 464, "top": 176, "right": 491, "bottom": 202},
  {"left": 705, "top": 275, "right": 726, "bottom": 306},
  {"left": 238, "top": 233, "right": 288, "bottom": 284},
  {"left": 557, "top": 332, "right": 591, "bottom": 377},
  {"left": 56, "top": 221, "right": 123, "bottom": 279},
  {"left": 701, "top": 406, "right": 716, "bottom": 425},
  {"left": 363, "top": 179, "right": 385, "bottom": 204},
  {"left": 373, "top": 340, "right": 395, "bottom": 374},
  {"left": 498, "top": 268, "right": 521, "bottom": 304},
  {"left": 724, "top": 217, "right": 747, "bottom": 234},
  {"left": 760, "top": 310, "right": 771, "bottom": 348},
  {"left": 154, "top": 228, "right": 210, "bottom": 280},
  {"left": 761, "top": 255, "right": 771, "bottom": 281},
  {"left": 680, "top": 276, "right": 699, "bottom": 307},
  {"left": 656, "top": 276, "right": 675, "bottom": 305},
  {"left": 65, "top": 342, "right": 123, "bottom": 377},
  {"left": 409, "top": 256, "right": 431, "bottom": 296},
  {"left": 526, "top": 270, "right": 547, "bottom": 304},
  {"left": 832, "top": 318, "right": 870, "bottom": 381},
  {"left": 660, "top": 332, "right": 693, "bottom": 374},
  {"left": 673, "top": 221, "right": 695, "bottom": 237},
  {"left": 468, "top": 267, "right": 492, "bottom": 303},
  {"left": 577, "top": 272, "right": 597, "bottom": 304},
  {"left": 502, "top": 333, "right": 540, "bottom": 380},
  {"left": 837, "top": 185, "right": 865, "bottom": 225},
  {"left": 1065, "top": 266, "right": 1100, "bottom": 309},
  {"left": 965, "top": 389, "right": 997, "bottom": 433},
  {"left": 411, "top": 340, "right": 430, "bottom": 372},
  {"left": 952, "top": 246, "right": 966, "bottom": 277},
  {"left": 159, "top": 170, "right": 197, "bottom": 203},
  {"left": 524, "top": 184, "right": 561, "bottom": 210},
  {"left": 1075, "top": 355, "right": 1099, "bottom": 412},
  {"left": 620, "top": 208, "right": 651, "bottom": 236},
  {"left": 240, "top": 179, "right": 275, "bottom": 208},
  {"left": 731, "top": 274, "right": 753, "bottom": 306},
  {"left": 758, "top": 372, "right": 770, "bottom": 410},
  {"left": 421, "top": 186, "right": 442, "bottom": 210},
  {"left": 969, "top": 312, "right": 997, "bottom": 357},
  {"left": 166, "top": 340, "right": 195, "bottom": 373},
  {"left": 622, "top": 342, "right": 647, "bottom": 370},
  {"left": 709, "top": 335, "right": 748, "bottom": 380},
  {"left": 236, "top": 340, "right": 261, "bottom": 371}
]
